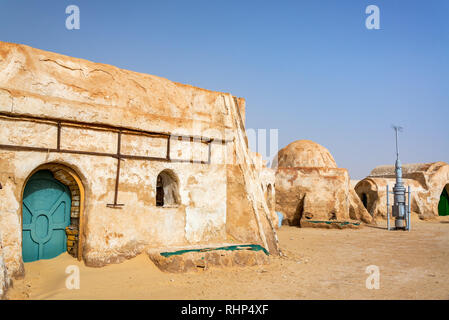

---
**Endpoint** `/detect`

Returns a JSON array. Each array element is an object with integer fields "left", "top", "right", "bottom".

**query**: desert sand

[{"left": 7, "top": 215, "right": 449, "bottom": 300}]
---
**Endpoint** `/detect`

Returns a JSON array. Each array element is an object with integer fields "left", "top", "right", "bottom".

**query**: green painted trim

[
  {"left": 306, "top": 220, "right": 360, "bottom": 226},
  {"left": 160, "top": 244, "right": 269, "bottom": 258}
]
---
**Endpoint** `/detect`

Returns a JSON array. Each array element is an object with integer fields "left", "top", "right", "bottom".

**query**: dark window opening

[
  {"left": 293, "top": 195, "right": 306, "bottom": 227},
  {"left": 156, "top": 175, "right": 164, "bottom": 207},
  {"left": 361, "top": 193, "right": 368, "bottom": 209},
  {"left": 156, "top": 170, "right": 180, "bottom": 207}
]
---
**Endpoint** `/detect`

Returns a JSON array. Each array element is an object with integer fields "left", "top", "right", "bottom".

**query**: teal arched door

[
  {"left": 22, "top": 170, "right": 71, "bottom": 262},
  {"left": 438, "top": 186, "right": 449, "bottom": 216}
]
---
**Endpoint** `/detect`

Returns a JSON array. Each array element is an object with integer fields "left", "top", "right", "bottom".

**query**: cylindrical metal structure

[
  {"left": 393, "top": 158, "right": 407, "bottom": 229},
  {"left": 389, "top": 125, "right": 408, "bottom": 231},
  {"left": 387, "top": 185, "right": 390, "bottom": 231}
]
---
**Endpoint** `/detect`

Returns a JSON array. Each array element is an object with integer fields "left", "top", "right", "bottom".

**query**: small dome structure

[
  {"left": 272, "top": 139, "right": 372, "bottom": 226},
  {"left": 273, "top": 140, "right": 337, "bottom": 169}
]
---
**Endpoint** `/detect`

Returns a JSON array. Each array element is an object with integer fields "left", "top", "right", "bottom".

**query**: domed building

[
  {"left": 274, "top": 140, "right": 338, "bottom": 169},
  {"left": 273, "top": 140, "right": 372, "bottom": 227}
]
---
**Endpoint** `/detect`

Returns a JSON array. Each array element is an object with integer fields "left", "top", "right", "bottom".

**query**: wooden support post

[{"left": 107, "top": 131, "right": 124, "bottom": 208}]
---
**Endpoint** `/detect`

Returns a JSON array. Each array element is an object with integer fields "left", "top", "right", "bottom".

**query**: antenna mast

[{"left": 388, "top": 125, "right": 410, "bottom": 230}]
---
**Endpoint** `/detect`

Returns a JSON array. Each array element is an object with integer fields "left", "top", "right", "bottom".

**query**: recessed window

[{"left": 156, "top": 169, "right": 180, "bottom": 207}]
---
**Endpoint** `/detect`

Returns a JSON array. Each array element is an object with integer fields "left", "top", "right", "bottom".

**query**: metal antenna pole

[
  {"left": 394, "top": 126, "right": 401, "bottom": 161},
  {"left": 391, "top": 125, "right": 406, "bottom": 230}
]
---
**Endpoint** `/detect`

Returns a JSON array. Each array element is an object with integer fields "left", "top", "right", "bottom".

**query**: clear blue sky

[{"left": 1, "top": 0, "right": 448, "bottom": 179}]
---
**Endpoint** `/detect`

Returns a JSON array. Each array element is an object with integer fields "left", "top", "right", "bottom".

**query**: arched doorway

[
  {"left": 292, "top": 195, "right": 306, "bottom": 227},
  {"left": 438, "top": 185, "right": 449, "bottom": 216},
  {"left": 22, "top": 163, "right": 85, "bottom": 262},
  {"left": 22, "top": 170, "right": 71, "bottom": 262},
  {"left": 156, "top": 169, "right": 180, "bottom": 207}
]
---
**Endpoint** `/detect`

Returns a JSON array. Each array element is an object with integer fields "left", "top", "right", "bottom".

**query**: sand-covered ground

[{"left": 7, "top": 215, "right": 449, "bottom": 300}]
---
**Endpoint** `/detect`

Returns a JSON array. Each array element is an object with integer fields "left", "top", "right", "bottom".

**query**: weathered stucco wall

[
  {"left": 276, "top": 167, "right": 351, "bottom": 224},
  {"left": 0, "top": 41, "right": 233, "bottom": 141},
  {"left": 226, "top": 164, "right": 262, "bottom": 242},
  {"left": 223, "top": 95, "right": 279, "bottom": 255},
  {"left": 251, "top": 152, "right": 277, "bottom": 227},
  {"left": 0, "top": 230, "right": 10, "bottom": 299},
  {"left": 0, "top": 41, "right": 279, "bottom": 280},
  {"left": 0, "top": 149, "right": 228, "bottom": 269},
  {"left": 260, "top": 168, "right": 276, "bottom": 227}
]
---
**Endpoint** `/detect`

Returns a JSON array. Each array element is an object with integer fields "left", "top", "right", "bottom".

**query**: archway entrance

[
  {"left": 22, "top": 170, "right": 71, "bottom": 262},
  {"left": 292, "top": 195, "right": 305, "bottom": 227},
  {"left": 438, "top": 185, "right": 449, "bottom": 216},
  {"left": 22, "top": 164, "right": 85, "bottom": 262}
]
